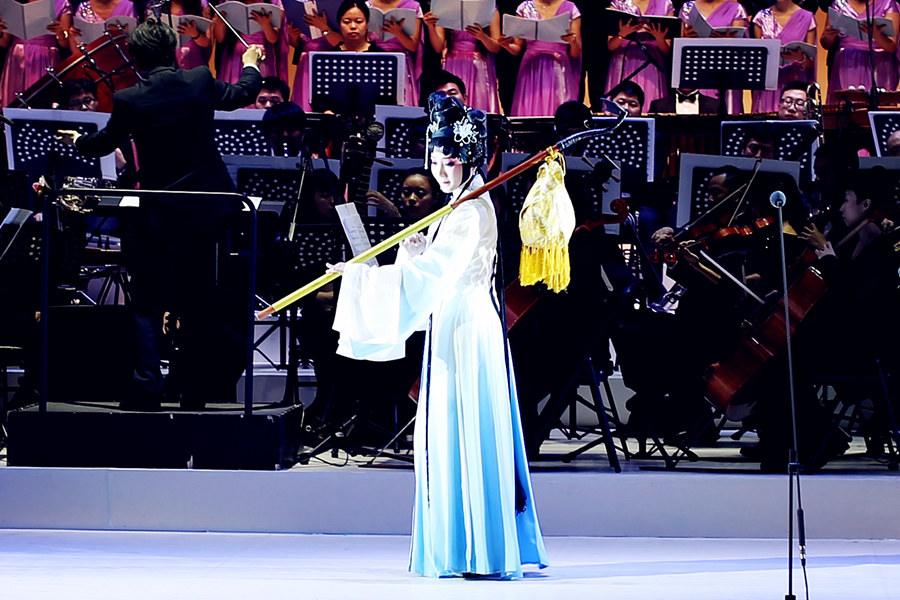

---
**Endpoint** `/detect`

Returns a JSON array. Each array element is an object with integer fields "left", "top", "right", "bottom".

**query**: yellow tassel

[{"left": 518, "top": 148, "right": 576, "bottom": 292}]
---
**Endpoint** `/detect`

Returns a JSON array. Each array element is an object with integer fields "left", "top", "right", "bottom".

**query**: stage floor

[{"left": 2, "top": 529, "right": 898, "bottom": 600}]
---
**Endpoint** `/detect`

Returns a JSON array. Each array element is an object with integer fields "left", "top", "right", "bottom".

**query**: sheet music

[
  {"left": 174, "top": 15, "right": 211, "bottom": 46},
  {"left": 828, "top": 8, "right": 894, "bottom": 41},
  {"left": 502, "top": 13, "right": 570, "bottom": 42},
  {"left": 431, "top": 0, "right": 494, "bottom": 31},
  {"left": 283, "top": 0, "right": 341, "bottom": 38},
  {"left": 74, "top": 15, "right": 138, "bottom": 43},
  {"left": 687, "top": 5, "right": 745, "bottom": 38},
  {"left": 335, "top": 202, "right": 377, "bottom": 267},
  {"left": 217, "top": 1, "right": 283, "bottom": 36},
  {"left": 780, "top": 41, "right": 815, "bottom": 65},
  {"left": 368, "top": 7, "right": 417, "bottom": 42},
  {"left": 0, "top": 0, "right": 55, "bottom": 41}
]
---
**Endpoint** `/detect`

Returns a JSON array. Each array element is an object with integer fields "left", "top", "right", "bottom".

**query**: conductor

[{"left": 59, "top": 19, "right": 265, "bottom": 410}]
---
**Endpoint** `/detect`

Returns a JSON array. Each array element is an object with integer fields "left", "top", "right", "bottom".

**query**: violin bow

[
  {"left": 256, "top": 114, "right": 626, "bottom": 319},
  {"left": 209, "top": 3, "right": 250, "bottom": 49}
]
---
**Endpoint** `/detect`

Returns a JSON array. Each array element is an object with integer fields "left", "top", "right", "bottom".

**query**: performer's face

[
  {"left": 840, "top": 190, "right": 870, "bottom": 227},
  {"left": 340, "top": 8, "right": 368, "bottom": 41},
  {"left": 401, "top": 174, "right": 436, "bottom": 219},
  {"left": 430, "top": 149, "right": 464, "bottom": 193}
]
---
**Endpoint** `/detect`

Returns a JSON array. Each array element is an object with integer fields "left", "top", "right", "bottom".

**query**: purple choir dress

[
  {"left": 442, "top": 29, "right": 501, "bottom": 113},
  {"left": 510, "top": 1, "right": 582, "bottom": 117},
  {"left": 827, "top": 0, "right": 900, "bottom": 103},
  {"left": 678, "top": 0, "right": 748, "bottom": 114},
  {"left": 367, "top": 0, "right": 423, "bottom": 107},
  {"left": 74, "top": 0, "right": 138, "bottom": 38},
  {"left": 0, "top": 0, "right": 71, "bottom": 107},
  {"left": 216, "top": 0, "right": 288, "bottom": 84},
  {"left": 289, "top": 35, "right": 333, "bottom": 110},
  {"left": 175, "top": 0, "right": 212, "bottom": 70},
  {"left": 605, "top": 0, "right": 674, "bottom": 113},
  {"left": 750, "top": 8, "right": 815, "bottom": 113}
]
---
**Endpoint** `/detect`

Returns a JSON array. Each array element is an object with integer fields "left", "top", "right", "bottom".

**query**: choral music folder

[
  {"left": 430, "top": 0, "right": 495, "bottom": 31},
  {"left": 0, "top": 0, "right": 55, "bottom": 41},
  {"left": 502, "top": 12, "right": 570, "bottom": 42}
]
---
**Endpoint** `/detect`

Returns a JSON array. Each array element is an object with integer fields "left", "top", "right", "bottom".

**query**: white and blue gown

[{"left": 332, "top": 176, "right": 548, "bottom": 578}]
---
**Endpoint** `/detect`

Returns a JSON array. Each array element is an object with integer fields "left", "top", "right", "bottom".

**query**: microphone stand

[{"left": 770, "top": 190, "right": 809, "bottom": 600}]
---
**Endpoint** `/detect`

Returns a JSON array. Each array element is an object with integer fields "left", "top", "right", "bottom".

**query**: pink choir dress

[
  {"left": 605, "top": 0, "right": 674, "bottom": 113},
  {"left": 510, "top": 1, "right": 582, "bottom": 117},
  {"left": 826, "top": 0, "right": 900, "bottom": 103},
  {"left": 441, "top": 29, "right": 501, "bottom": 113},
  {"left": 215, "top": 0, "right": 288, "bottom": 84},
  {"left": 750, "top": 8, "right": 815, "bottom": 113},
  {"left": 289, "top": 35, "right": 333, "bottom": 110},
  {"left": 74, "top": 0, "right": 138, "bottom": 38},
  {"left": 367, "top": 0, "right": 423, "bottom": 106},
  {"left": 678, "top": 0, "right": 748, "bottom": 114},
  {"left": 176, "top": 0, "right": 212, "bottom": 70},
  {"left": 0, "top": 0, "right": 71, "bottom": 107}
]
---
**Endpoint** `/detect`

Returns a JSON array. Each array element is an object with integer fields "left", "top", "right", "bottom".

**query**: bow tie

[{"left": 676, "top": 90, "right": 698, "bottom": 103}]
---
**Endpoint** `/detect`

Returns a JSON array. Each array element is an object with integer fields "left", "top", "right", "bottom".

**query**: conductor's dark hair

[
  {"left": 337, "top": 0, "right": 370, "bottom": 21},
  {"left": 128, "top": 19, "right": 177, "bottom": 71},
  {"left": 261, "top": 101, "right": 307, "bottom": 134}
]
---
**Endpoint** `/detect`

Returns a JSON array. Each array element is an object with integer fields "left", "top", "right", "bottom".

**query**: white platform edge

[{"left": 1, "top": 467, "right": 898, "bottom": 539}]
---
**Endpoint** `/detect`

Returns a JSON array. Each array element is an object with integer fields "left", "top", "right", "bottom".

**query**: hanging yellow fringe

[{"left": 518, "top": 148, "right": 576, "bottom": 292}]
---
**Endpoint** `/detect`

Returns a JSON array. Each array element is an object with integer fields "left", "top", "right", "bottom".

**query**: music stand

[
  {"left": 867, "top": 111, "right": 900, "bottom": 157},
  {"left": 859, "top": 157, "right": 900, "bottom": 205},
  {"left": 501, "top": 152, "right": 622, "bottom": 234},
  {"left": 213, "top": 109, "right": 271, "bottom": 156},
  {"left": 579, "top": 117, "right": 655, "bottom": 184},
  {"left": 374, "top": 105, "right": 427, "bottom": 159},
  {"left": 675, "top": 153, "right": 801, "bottom": 227},
  {"left": 308, "top": 52, "right": 406, "bottom": 113},
  {"left": 671, "top": 39, "right": 781, "bottom": 107},
  {"left": 4, "top": 108, "right": 116, "bottom": 181},
  {"left": 367, "top": 157, "right": 422, "bottom": 216},
  {"left": 721, "top": 120, "right": 819, "bottom": 183}
]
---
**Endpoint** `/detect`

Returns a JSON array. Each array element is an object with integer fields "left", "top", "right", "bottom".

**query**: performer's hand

[
  {"left": 325, "top": 262, "right": 345, "bottom": 274},
  {"left": 364, "top": 190, "right": 401, "bottom": 217},
  {"left": 799, "top": 223, "right": 828, "bottom": 251},
  {"left": 401, "top": 232, "right": 427, "bottom": 256},
  {"left": 651, "top": 226, "right": 675, "bottom": 248},
  {"left": 250, "top": 8, "right": 273, "bottom": 27},
  {"left": 303, "top": 9, "right": 329, "bottom": 33},
  {"left": 383, "top": 16, "right": 406, "bottom": 37},
  {"left": 618, "top": 18, "right": 642, "bottom": 39},
  {"left": 781, "top": 48, "right": 805, "bottom": 63},
  {"left": 56, "top": 129, "right": 81, "bottom": 146},
  {"left": 177, "top": 19, "right": 201, "bottom": 39},
  {"left": 465, "top": 24, "right": 488, "bottom": 41},
  {"left": 814, "top": 241, "right": 836, "bottom": 259},
  {"left": 647, "top": 22, "right": 667, "bottom": 44},
  {"left": 683, "top": 24, "right": 699, "bottom": 39},
  {"left": 288, "top": 23, "right": 302, "bottom": 46},
  {"left": 242, "top": 44, "right": 264, "bottom": 66},
  {"left": 423, "top": 11, "right": 439, "bottom": 28}
]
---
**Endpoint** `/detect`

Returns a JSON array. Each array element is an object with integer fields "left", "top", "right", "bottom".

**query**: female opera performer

[
  {"left": 679, "top": 0, "right": 749, "bottom": 113},
  {"left": 751, "top": 0, "right": 816, "bottom": 113},
  {"left": 423, "top": 7, "right": 502, "bottom": 113},
  {"left": 145, "top": 0, "right": 213, "bottom": 70},
  {"left": 68, "top": 0, "right": 138, "bottom": 51},
  {"left": 606, "top": 0, "right": 674, "bottom": 114},
  {"left": 366, "top": 0, "right": 423, "bottom": 106},
  {"left": 0, "top": 0, "right": 72, "bottom": 107},
  {"left": 329, "top": 92, "right": 548, "bottom": 578},
  {"left": 502, "top": 0, "right": 582, "bottom": 117},
  {"left": 213, "top": 0, "right": 287, "bottom": 84},
  {"left": 821, "top": 0, "right": 900, "bottom": 104}
]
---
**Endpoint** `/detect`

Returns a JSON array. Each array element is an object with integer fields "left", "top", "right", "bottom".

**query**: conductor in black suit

[{"left": 60, "top": 20, "right": 264, "bottom": 410}]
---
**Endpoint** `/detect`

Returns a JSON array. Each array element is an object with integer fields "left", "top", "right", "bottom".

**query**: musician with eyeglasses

[{"left": 776, "top": 81, "right": 810, "bottom": 120}]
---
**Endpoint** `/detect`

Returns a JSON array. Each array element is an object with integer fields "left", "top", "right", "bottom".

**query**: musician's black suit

[{"left": 77, "top": 65, "right": 262, "bottom": 410}]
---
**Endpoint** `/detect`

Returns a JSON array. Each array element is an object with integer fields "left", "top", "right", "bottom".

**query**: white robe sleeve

[{"left": 332, "top": 197, "right": 489, "bottom": 361}]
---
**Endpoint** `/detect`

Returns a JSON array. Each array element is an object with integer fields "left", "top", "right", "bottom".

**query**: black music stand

[
  {"left": 721, "top": 120, "right": 819, "bottom": 183},
  {"left": 374, "top": 105, "right": 427, "bottom": 159},
  {"left": 675, "top": 153, "right": 800, "bottom": 228},
  {"left": 308, "top": 52, "right": 406, "bottom": 114},
  {"left": 868, "top": 111, "right": 900, "bottom": 157},
  {"left": 4, "top": 108, "right": 116, "bottom": 181},
  {"left": 579, "top": 117, "right": 655, "bottom": 184},
  {"left": 671, "top": 39, "right": 781, "bottom": 114},
  {"left": 213, "top": 109, "right": 271, "bottom": 156}
]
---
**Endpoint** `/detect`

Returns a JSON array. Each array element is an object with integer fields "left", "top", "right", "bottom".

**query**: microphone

[{"left": 769, "top": 190, "right": 786, "bottom": 208}]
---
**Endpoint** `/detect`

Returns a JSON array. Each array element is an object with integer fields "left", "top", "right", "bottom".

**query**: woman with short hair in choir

[
  {"left": 366, "top": 0, "right": 423, "bottom": 107},
  {"left": 0, "top": 0, "right": 72, "bottom": 107},
  {"left": 213, "top": 0, "right": 287, "bottom": 84},
  {"left": 423, "top": 7, "right": 502, "bottom": 113},
  {"left": 750, "top": 0, "right": 816, "bottom": 114},
  {"left": 679, "top": 0, "right": 749, "bottom": 114},
  {"left": 821, "top": 0, "right": 900, "bottom": 104},
  {"left": 501, "top": 0, "right": 582, "bottom": 117},
  {"left": 606, "top": 0, "right": 674, "bottom": 114}
]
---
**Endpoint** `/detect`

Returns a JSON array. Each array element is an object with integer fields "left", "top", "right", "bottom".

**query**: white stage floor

[{"left": 2, "top": 530, "right": 898, "bottom": 600}]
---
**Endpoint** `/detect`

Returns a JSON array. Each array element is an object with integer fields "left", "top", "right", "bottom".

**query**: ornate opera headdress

[{"left": 426, "top": 92, "right": 488, "bottom": 167}]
